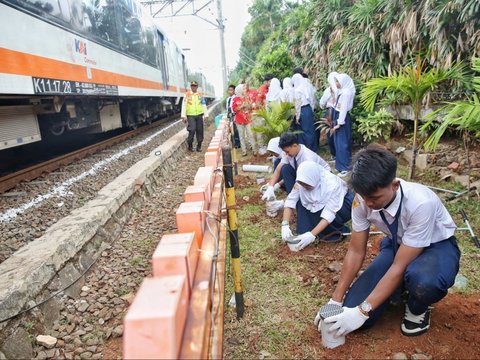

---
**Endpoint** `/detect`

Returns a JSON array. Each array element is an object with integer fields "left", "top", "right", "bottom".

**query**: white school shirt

[
  {"left": 284, "top": 171, "right": 348, "bottom": 222},
  {"left": 280, "top": 144, "right": 330, "bottom": 172},
  {"left": 319, "top": 88, "right": 335, "bottom": 109},
  {"left": 352, "top": 179, "right": 457, "bottom": 248}
]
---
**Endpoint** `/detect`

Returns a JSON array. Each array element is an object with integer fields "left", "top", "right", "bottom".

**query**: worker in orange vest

[{"left": 181, "top": 81, "right": 208, "bottom": 152}]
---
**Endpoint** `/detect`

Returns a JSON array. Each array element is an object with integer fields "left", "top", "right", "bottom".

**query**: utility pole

[{"left": 216, "top": 0, "right": 227, "bottom": 91}]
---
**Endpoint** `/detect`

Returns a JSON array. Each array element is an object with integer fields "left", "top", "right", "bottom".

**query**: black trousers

[{"left": 186, "top": 114, "right": 204, "bottom": 148}]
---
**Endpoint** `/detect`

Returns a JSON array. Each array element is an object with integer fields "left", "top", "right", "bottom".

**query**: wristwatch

[{"left": 358, "top": 301, "right": 372, "bottom": 317}]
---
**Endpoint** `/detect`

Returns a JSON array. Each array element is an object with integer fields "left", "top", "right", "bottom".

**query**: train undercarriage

[{"left": 0, "top": 95, "right": 182, "bottom": 151}]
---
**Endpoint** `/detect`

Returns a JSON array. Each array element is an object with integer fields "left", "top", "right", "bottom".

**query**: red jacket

[
  {"left": 232, "top": 96, "right": 251, "bottom": 125},
  {"left": 256, "top": 84, "right": 269, "bottom": 108}
]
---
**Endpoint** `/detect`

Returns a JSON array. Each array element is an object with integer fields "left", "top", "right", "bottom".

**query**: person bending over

[
  {"left": 262, "top": 132, "right": 330, "bottom": 201},
  {"left": 281, "top": 161, "right": 353, "bottom": 250},
  {"left": 317, "top": 146, "right": 460, "bottom": 337}
]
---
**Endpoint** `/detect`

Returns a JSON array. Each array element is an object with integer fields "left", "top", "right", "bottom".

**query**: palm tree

[
  {"left": 422, "top": 58, "right": 480, "bottom": 192},
  {"left": 361, "top": 57, "right": 469, "bottom": 179},
  {"left": 251, "top": 101, "right": 298, "bottom": 142}
]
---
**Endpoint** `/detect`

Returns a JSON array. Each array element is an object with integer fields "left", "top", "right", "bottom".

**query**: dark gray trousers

[{"left": 186, "top": 114, "right": 204, "bottom": 148}]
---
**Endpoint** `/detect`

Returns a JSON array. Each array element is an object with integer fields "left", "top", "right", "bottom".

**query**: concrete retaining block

[
  {"left": 123, "top": 275, "right": 188, "bottom": 359},
  {"left": 194, "top": 166, "right": 214, "bottom": 195},
  {"left": 204, "top": 151, "right": 218, "bottom": 167},
  {"left": 176, "top": 201, "right": 205, "bottom": 247},
  {"left": 153, "top": 233, "right": 199, "bottom": 294},
  {"left": 183, "top": 184, "right": 210, "bottom": 208}
]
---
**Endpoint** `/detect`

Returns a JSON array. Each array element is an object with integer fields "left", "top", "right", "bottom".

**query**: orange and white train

[{"left": 0, "top": 0, "right": 215, "bottom": 150}]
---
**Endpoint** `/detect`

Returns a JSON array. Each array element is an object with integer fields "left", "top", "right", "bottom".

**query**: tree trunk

[
  {"left": 408, "top": 103, "right": 420, "bottom": 180},
  {"left": 464, "top": 130, "right": 471, "bottom": 200}
]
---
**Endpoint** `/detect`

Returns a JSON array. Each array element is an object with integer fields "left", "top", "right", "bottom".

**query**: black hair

[
  {"left": 293, "top": 67, "right": 303, "bottom": 75},
  {"left": 279, "top": 132, "right": 299, "bottom": 149},
  {"left": 263, "top": 74, "right": 274, "bottom": 81},
  {"left": 228, "top": 84, "right": 236, "bottom": 90},
  {"left": 348, "top": 145, "right": 397, "bottom": 196}
]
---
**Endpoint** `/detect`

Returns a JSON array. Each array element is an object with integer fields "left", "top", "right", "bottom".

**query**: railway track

[{"left": 0, "top": 115, "right": 178, "bottom": 194}]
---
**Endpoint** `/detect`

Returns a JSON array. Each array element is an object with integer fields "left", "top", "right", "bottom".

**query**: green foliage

[
  {"left": 251, "top": 101, "right": 299, "bottom": 141},
  {"left": 357, "top": 109, "right": 394, "bottom": 143},
  {"left": 252, "top": 43, "right": 294, "bottom": 83},
  {"left": 360, "top": 58, "right": 470, "bottom": 179},
  {"left": 423, "top": 57, "right": 480, "bottom": 150}
]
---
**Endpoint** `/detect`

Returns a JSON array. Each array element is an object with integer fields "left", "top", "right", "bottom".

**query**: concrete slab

[{"left": 123, "top": 276, "right": 188, "bottom": 359}]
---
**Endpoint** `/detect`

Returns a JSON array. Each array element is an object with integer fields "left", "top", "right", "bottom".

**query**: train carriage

[{"left": 0, "top": 0, "right": 215, "bottom": 150}]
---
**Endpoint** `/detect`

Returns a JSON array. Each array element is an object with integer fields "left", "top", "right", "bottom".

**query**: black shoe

[
  {"left": 401, "top": 305, "right": 431, "bottom": 336},
  {"left": 196, "top": 147, "right": 202, "bottom": 152},
  {"left": 188, "top": 146, "right": 194, "bottom": 152}
]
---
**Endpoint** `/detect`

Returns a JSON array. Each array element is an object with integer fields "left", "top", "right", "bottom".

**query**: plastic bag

[{"left": 266, "top": 199, "right": 284, "bottom": 217}]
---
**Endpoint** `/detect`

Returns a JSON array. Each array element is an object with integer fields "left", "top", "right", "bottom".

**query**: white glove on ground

[
  {"left": 314, "top": 298, "right": 343, "bottom": 328},
  {"left": 324, "top": 306, "right": 369, "bottom": 337},
  {"left": 261, "top": 185, "right": 276, "bottom": 201},
  {"left": 281, "top": 225, "right": 293, "bottom": 241},
  {"left": 293, "top": 232, "right": 316, "bottom": 251},
  {"left": 273, "top": 182, "right": 281, "bottom": 192}
]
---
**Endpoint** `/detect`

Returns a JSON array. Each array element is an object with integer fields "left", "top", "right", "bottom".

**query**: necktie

[
  {"left": 293, "top": 156, "right": 298, "bottom": 170},
  {"left": 379, "top": 186, "right": 404, "bottom": 254}
]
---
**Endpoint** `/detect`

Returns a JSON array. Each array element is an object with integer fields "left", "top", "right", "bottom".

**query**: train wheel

[{"left": 50, "top": 123, "right": 65, "bottom": 136}]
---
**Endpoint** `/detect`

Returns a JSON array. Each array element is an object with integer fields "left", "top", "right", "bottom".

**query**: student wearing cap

[
  {"left": 316, "top": 146, "right": 460, "bottom": 337},
  {"left": 262, "top": 132, "right": 330, "bottom": 201},
  {"left": 181, "top": 81, "right": 208, "bottom": 152},
  {"left": 281, "top": 161, "right": 354, "bottom": 249}
]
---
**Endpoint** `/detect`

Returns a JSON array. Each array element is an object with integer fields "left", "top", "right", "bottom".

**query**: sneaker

[
  {"left": 188, "top": 146, "right": 194, "bottom": 152},
  {"left": 196, "top": 148, "right": 202, "bottom": 152},
  {"left": 401, "top": 305, "right": 431, "bottom": 336},
  {"left": 337, "top": 171, "right": 349, "bottom": 178}
]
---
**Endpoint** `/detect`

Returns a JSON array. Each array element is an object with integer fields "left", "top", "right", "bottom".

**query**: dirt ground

[{"left": 226, "top": 162, "right": 480, "bottom": 359}]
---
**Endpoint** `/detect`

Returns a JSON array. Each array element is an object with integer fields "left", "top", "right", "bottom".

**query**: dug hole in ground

[{"left": 223, "top": 146, "right": 480, "bottom": 360}]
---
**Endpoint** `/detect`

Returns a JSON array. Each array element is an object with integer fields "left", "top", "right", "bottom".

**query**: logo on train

[{"left": 74, "top": 39, "right": 87, "bottom": 55}]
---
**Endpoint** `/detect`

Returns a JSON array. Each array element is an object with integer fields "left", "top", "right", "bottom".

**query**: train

[{"left": 0, "top": 0, "right": 215, "bottom": 151}]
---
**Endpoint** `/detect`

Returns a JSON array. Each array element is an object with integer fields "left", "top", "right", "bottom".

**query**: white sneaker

[{"left": 337, "top": 171, "right": 349, "bottom": 178}]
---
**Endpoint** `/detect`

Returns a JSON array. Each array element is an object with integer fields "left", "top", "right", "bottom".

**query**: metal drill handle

[{"left": 460, "top": 209, "right": 480, "bottom": 248}]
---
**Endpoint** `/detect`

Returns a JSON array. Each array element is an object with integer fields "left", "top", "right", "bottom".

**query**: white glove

[
  {"left": 314, "top": 298, "right": 343, "bottom": 328},
  {"left": 324, "top": 306, "right": 369, "bottom": 337},
  {"left": 261, "top": 185, "right": 276, "bottom": 201},
  {"left": 281, "top": 224, "right": 293, "bottom": 241},
  {"left": 273, "top": 183, "right": 281, "bottom": 192},
  {"left": 292, "top": 232, "right": 316, "bottom": 251}
]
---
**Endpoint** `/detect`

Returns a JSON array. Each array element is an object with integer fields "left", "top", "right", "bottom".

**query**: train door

[{"left": 157, "top": 31, "right": 168, "bottom": 89}]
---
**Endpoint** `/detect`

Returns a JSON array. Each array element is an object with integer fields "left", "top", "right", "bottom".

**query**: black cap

[
  {"left": 263, "top": 74, "right": 274, "bottom": 81},
  {"left": 190, "top": 81, "right": 198, "bottom": 86}
]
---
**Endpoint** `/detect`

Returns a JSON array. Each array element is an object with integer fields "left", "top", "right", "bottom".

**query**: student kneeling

[{"left": 281, "top": 161, "right": 354, "bottom": 251}]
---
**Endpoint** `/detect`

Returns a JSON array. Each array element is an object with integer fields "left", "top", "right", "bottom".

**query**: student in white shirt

[
  {"left": 226, "top": 84, "right": 240, "bottom": 148},
  {"left": 262, "top": 132, "right": 330, "bottom": 201},
  {"left": 331, "top": 73, "right": 355, "bottom": 177},
  {"left": 281, "top": 161, "right": 354, "bottom": 249},
  {"left": 317, "top": 146, "right": 460, "bottom": 337}
]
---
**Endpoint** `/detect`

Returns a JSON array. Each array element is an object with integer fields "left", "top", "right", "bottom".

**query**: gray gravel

[
  {"left": 30, "top": 123, "right": 217, "bottom": 359},
  {"left": 0, "top": 119, "right": 185, "bottom": 263}
]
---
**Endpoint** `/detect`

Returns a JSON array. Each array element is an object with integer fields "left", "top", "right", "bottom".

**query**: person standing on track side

[{"left": 181, "top": 80, "right": 208, "bottom": 152}]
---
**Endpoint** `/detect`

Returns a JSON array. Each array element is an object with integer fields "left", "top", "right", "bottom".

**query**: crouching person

[
  {"left": 262, "top": 132, "right": 330, "bottom": 201},
  {"left": 281, "top": 161, "right": 353, "bottom": 250},
  {"left": 317, "top": 146, "right": 460, "bottom": 338}
]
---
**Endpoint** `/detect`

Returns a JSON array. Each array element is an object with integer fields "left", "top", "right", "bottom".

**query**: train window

[
  {"left": 8, "top": 0, "right": 70, "bottom": 22},
  {"left": 84, "top": 0, "right": 120, "bottom": 45}
]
